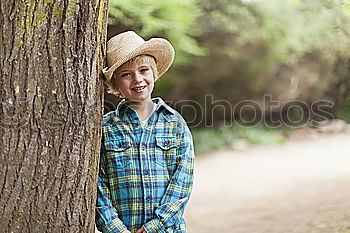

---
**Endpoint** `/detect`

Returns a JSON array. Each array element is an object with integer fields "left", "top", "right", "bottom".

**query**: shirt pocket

[
  {"left": 105, "top": 139, "right": 131, "bottom": 169},
  {"left": 155, "top": 136, "right": 178, "bottom": 170}
]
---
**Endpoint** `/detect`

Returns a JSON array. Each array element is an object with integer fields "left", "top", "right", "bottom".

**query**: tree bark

[{"left": 0, "top": 0, "right": 108, "bottom": 232}]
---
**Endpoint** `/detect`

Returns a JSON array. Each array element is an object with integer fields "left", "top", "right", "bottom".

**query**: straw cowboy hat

[{"left": 102, "top": 31, "right": 175, "bottom": 82}]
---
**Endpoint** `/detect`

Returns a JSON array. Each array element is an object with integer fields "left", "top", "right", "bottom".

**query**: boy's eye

[
  {"left": 121, "top": 72, "right": 130, "bottom": 77},
  {"left": 140, "top": 68, "right": 149, "bottom": 73}
]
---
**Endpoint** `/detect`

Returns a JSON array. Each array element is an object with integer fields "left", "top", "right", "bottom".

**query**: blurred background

[
  {"left": 103, "top": 0, "right": 350, "bottom": 232},
  {"left": 105, "top": 0, "right": 350, "bottom": 154}
]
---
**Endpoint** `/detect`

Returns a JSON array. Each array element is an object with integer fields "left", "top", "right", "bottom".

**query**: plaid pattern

[{"left": 96, "top": 97, "right": 195, "bottom": 233}]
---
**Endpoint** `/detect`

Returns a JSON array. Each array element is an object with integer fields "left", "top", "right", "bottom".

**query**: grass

[{"left": 191, "top": 123, "right": 287, "bottom": 155}]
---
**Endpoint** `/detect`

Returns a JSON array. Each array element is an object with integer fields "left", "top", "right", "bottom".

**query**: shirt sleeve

[
  {"left": 95, "top": 137, "right": 128, "bottom": 233},
  {"left": 143, "top": 124, "right": 195, "bottom": 233}
]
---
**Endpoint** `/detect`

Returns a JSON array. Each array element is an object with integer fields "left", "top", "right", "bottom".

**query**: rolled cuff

[
  {"left": 143, "top": 219, "right": 165, "bottom": 233},
  {"left": 97, "top": 217, "right": 127, "bottom": 233}
]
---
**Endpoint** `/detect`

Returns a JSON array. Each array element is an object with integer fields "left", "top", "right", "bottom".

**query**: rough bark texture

[{"left": 0, "top": 0, "right": 108, "bottom": 232}]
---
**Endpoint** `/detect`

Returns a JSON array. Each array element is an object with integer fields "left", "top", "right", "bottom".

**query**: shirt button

[
  {"left": 146, "top": 196, "right": 151, "bottom": 201},
  {"left": 147, "top": 212, "right": 152, "bottom": 216},
  {"left": 144, "top": 170, "right": 149, "bottom": 175},
  {"left": 142, "top": 145, "right": 146, "bottom": 150}
]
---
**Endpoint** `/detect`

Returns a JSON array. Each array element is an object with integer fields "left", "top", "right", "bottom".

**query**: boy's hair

[{"left": 105, "top": 55, "right": 159, "bottom": 97}]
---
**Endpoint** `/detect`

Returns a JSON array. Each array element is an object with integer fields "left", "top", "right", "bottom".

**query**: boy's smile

[
  {"left": 115, "top": 63, "right": 155, "bottom": 104},
  {"left": 132, "top": 85, "right": 146, "bottom": 92}
]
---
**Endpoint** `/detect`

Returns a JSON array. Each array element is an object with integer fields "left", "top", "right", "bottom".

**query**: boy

[{"left": 96, "top": 31, "right": 195, "bottom": 233}]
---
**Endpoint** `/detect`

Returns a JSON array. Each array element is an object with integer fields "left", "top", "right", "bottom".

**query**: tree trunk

[{"left": 0, "top": 0, "right": 108, "bottom": 232}]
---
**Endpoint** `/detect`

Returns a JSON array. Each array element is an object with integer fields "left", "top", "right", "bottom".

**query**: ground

[{"left": 185, "top": 133, "right": 350, "bottom": 233}]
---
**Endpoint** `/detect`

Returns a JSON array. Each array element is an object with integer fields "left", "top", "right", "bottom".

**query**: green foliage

[
  {"left": 197, "top": 0, "right": 350, "bottom": 75},
  {"left": 344, "top": 0, "right": 350, "bottom": 14},
  {"left": 337, "top": 103, "right": 350, "bottom": 123},
  {"left": 213, "top": 0, "right": 307, "bottom": 61},
  {"left": 192, "top": 124, "right": 286, "bottom": 155},
  {"left": 238, "top": 127, "right": 286, "bottom": 145},
  {"left": 298, "top": 0, "right": 350, "bottom": 62},
  {"left": 108, "top": 0, "right": 205, "bottom": 65},
  {"left": 192, "top": 127, "right": 238, "bottom": 155}
]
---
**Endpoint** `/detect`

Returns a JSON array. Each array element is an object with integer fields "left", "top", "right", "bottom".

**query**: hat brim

[{"left": 102, "top": 38, "right": 175, "bottom": 81}]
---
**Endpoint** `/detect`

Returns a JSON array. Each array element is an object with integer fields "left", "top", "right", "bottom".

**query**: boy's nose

[{"left": 133, "top": 73, "right": 143, "bottom": 83}]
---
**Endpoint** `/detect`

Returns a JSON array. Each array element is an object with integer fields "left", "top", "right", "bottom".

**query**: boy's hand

[
  {"left": 121, "top": 230, "right": 131, "bottom": 233},
  {"left": 135, "top": 227, "right": 146, "bottom": 233}
]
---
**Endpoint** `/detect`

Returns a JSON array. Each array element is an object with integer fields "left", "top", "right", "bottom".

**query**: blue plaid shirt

[{"left": 96, "top": 97, "right": 195, "bottom": 233}]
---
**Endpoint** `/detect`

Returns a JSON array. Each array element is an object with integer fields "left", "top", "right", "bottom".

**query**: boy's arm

[
  {"left": 96, "top": 141, "right": 128, "bottom": 233},
  {"left": 143, "top": 125, "right": 195, "bottom": 233}
]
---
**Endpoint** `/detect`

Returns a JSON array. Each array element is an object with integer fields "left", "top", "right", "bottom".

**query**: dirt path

[{"left": 185, "top": 133, "right": 350, "bottom": 233}]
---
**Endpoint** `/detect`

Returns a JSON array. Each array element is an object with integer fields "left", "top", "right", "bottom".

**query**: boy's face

[{"left": 114, "top": 61, "right": 155, "bottom": 103}]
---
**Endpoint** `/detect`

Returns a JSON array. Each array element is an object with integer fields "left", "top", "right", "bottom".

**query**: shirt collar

[
  {"left": 152, "top": 97, "right": 175, "bottom": 114},
  {"left": 115, "top": 97, "right": 176, "bottom": 121}
]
